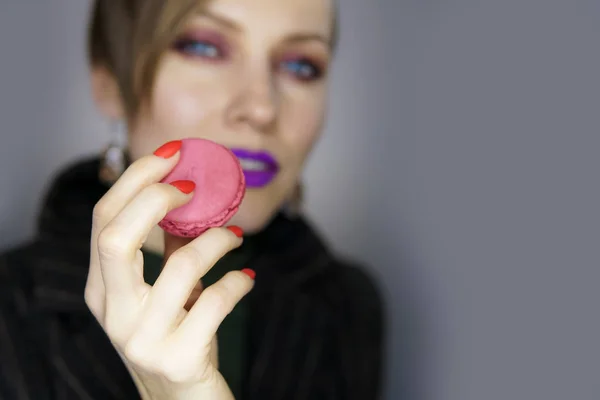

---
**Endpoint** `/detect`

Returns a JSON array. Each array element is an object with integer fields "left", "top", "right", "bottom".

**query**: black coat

[{"left": 0, "top": 158, "right": 385, "bottom": 400}]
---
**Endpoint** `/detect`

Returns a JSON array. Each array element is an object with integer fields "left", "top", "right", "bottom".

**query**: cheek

[
  {"left": 283, "top": 95, "right": 326, "bottom": 162},
  {"left": 128, "top": 82, "right": 205, "bottom": 160},
  {"left": 152, "top": 77, "right": 208, "bottom": 129},
  {"left": 149, "top": 56, "right": 230, "bottom": 132},
  {"left": 128, "top": 69, "right": 215, "bottom": 160}
]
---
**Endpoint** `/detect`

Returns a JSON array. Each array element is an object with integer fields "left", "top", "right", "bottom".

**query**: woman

[{"left": 0, "top": 0, "right": 384, "bottom": 399}]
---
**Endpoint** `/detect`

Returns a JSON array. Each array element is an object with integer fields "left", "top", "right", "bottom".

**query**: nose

[{"left": 225, "top": 66, "right": 278, "bottom": 134}]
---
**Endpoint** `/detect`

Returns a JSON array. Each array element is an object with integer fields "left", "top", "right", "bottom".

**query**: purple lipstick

[{"left": 230, "top": 148, "right": 280, "bottom": 188}]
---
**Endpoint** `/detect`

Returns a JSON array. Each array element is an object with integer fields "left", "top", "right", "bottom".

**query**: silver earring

[{"left": 99, "top": 120, "right": 127, "bottom": 185}]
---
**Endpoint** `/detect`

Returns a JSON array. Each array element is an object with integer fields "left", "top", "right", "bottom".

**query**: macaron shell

[{"left": 158, "top": 138, "right": 245, "bottom": 237}]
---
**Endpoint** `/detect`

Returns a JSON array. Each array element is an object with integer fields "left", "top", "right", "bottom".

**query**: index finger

[
  {"left": 92, "top": 140, "right": 183, "bottom": 231},
  {"left": 87, "top": 141, "right": 183, "bottom": 310}
]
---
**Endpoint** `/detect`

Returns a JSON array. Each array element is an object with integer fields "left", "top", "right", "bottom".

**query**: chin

[{"left": 227, "top": 190, "right": 283, "bottom": 235}]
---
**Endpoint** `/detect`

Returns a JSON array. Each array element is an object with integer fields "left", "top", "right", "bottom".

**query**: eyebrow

[
  {"left": 197, "top": 10, "right": 332, "bottom": 48},
  {"left": 284, "top": 33, "right": 331, "bottom": 48},
  {"left": 199, "top": 10, "right": 241, "bottom": 32}
]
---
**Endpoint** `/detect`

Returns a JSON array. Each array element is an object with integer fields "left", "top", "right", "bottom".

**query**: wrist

[
  {"left": 171, "top": 379, "right": 235, "bottom": 400},
  {"left": 135, "top": 374, "right": 234, "bottom": 400}
]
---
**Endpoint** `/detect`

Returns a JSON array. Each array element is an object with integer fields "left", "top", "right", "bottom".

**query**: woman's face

[{"left": 126, "top": 0, "right": 334, "bottom": 233}]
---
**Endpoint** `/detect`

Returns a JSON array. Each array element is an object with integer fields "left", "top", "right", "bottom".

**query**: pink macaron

[{"left": 158, "top": 138, "right": 245, "bottom": 238}]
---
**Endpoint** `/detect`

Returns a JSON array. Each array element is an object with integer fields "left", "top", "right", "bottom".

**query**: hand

[{"left": 84, "top": 146, "right": 254, "bottom": 400}]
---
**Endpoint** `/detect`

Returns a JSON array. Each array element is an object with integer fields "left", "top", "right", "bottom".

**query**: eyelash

[
  {"left": 279, "top": 59, "right": 324, "bottom": 81},
  {"left": 173, "top": 37, "right": 325, "bottom": 82},
  {"left": 173, "top": 38, "right": 225, "bottom": 60}
]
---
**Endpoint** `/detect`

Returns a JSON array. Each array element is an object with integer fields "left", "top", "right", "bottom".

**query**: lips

[{"left": 230, "top": 148, "right": 280, "bottom": 188}]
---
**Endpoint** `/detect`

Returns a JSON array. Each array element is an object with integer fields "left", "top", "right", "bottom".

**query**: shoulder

[
  {"left": 295, "top": 217, "right": 385, "bottom": 315},
  {"left": 308, "top": 253, "right": 386, "bottom": 397},
  {"left": 0, "top": 243, "right": 52, "bottom": 398},
  {"left": 45, "top": 156, "right": 102, "bottom": 189},
  {"left": 315, "top": 257, "right": 386, "bottom": 354},
  {"left": 249, "top": 215, "right": 386, "bottom": 397},
  {"left": 324, "top": 257, "right": 384, "bottom": 315},
  {"left": 281, "top": 214, "right": 385, "bottom": 314},
  {"left": 0, "top": 241, "right": 35, "bottom": 288},
  {"left": 38, "top": 156, "right": 103, "bottom": 219},
  {"left": 0, "top": 241, "right": 40, "bottom": 311}
]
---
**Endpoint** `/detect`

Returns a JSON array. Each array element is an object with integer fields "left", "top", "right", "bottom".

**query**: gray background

[{"left": 1, "top": 0, "right": 599, "bottom": 399}]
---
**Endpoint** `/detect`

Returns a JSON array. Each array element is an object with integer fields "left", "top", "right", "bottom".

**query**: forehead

[{"left": 199, "top": 0, "right": 334, "bottom": 38}]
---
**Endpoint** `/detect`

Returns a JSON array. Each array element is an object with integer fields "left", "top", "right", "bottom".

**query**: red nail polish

[
  {"left": 227, "top": 226, "right": 244, "bottom": 238},
  {"left": 241, "top": 268, "right": 256, "bottom": 279},
  {"left": 153, "top": 140, "right": 182, "bottom": 158},
  {"left": 170, "top": 180, "right": 195, "bottom": 194}
]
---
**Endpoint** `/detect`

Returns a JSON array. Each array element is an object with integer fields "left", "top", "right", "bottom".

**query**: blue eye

[
  {"left": 174, "top": 39, "right": 221, "bottom": 59},
  {"left": 281, "top": 59, "right": 322, "bottom": 81}
]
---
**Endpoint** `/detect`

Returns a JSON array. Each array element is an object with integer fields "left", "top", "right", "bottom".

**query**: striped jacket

[{"left": 0, "top": 158, "right": 385, "bottom": 400}]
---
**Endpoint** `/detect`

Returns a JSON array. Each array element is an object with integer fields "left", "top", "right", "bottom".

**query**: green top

[{"left": 142, "top": 244, "right": 254, "bottom": 399}]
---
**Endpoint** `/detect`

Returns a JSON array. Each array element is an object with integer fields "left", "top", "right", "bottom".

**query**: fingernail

[
  {"left": 153, "top": 140, "right": 182, "bottom": 158},
  {"left": 227, "top": 226, "right": 244, "bottom": 238},
  {"left": 241, "top": 268, "right": 256, "bottom": 279},
  {"left": 170, "top": 180, "right": 195, "bottom": 194}
]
